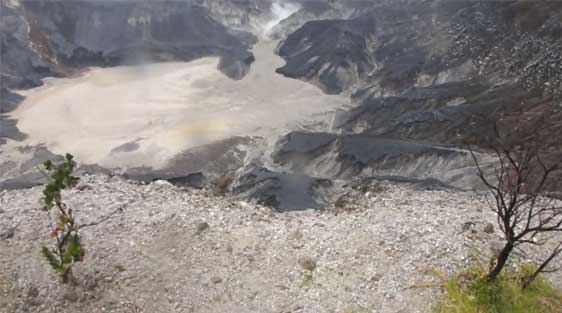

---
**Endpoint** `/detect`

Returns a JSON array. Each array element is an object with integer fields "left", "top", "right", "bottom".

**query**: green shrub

[
  {"left": 41, "top": 154, "right": 84, "bottom": 284},
  {"left": 434, "top": 263, "right": 562, "bottom": 313}
]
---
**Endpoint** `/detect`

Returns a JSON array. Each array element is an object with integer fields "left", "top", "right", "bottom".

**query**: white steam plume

[{"left": 261, "top": 1, "right": 300, "bottom": 38}]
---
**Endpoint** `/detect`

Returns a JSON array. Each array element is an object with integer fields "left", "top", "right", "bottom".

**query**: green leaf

[
  {"left": 41, "top": 246, "right": 64, "bottom": 272},
  {"left": 65, "top": 234, "right": 85, "bottom": 263},
  {"left": 41, "top": 154, "right": 85, "bottom": 284}
]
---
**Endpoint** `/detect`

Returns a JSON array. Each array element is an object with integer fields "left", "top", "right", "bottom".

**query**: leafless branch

[{"left": 468, "top": 112, "right": 562, "bottom": 285}]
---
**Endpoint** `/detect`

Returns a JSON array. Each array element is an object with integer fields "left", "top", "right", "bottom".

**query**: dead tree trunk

[
  {"left": 468, "top": 108, "right": 562, "bottom": 284},
  {"left": 487, "top": 241, "right": 514, "bottom": 281}
]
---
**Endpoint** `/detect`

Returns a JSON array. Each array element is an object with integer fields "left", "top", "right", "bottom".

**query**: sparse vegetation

[
  {"left": 301, "top": 273, "right": 314, "bottom": 287},
  {"left": 41, "top": 154, "right": 84, "bottom": 284},
  {"left": 40, "top": 154, "right": 119, "bottom": 284},
  {"left": 468, "top": 109, "right": 562, "bottom": 285},
  {"left": 434, "top": 263, "right": 562, "bottom": 313},
  {"left": 443, "top": 108, "right": 562, "bottom": 312}
]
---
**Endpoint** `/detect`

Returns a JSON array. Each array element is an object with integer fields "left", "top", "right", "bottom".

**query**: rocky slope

[
  {"left": 0, "top": 0, "right": 256, "bottom": 90},
  {"left": 277, "top": 1, "right": 562, "bottom": 98},
  {"left": 1, "top": 174, "right": 561, "bottom": 313},
  {"left": 269, "top": 0, "right": 562, "bottom": 200}
]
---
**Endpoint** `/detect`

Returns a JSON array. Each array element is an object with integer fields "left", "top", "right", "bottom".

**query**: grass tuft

[
  {"left": 434, "top": 263, "right": 562, "bottom": 313},
  {"left": 301, "top": 273, "right": 314, "bottom": 287}
]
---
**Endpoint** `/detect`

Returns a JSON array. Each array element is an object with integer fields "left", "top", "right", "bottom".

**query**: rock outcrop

[
  {"left": 1, "top": 0, "right": 256, "bottom": 89},
  {"left": 276, "top": 1, "right": 562, "bottom": 98},
  {"left": 269, "top": 1, "right": 562, "bottom": 201}
]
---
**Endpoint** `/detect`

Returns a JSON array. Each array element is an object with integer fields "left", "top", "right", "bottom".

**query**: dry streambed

[{"left": 0, "top": 175, "right": 561, "bottom": 313}]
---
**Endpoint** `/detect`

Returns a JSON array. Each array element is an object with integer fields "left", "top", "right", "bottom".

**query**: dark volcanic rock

[
  {"left": 338, "top": 82, "right": 523, "bottom": 143},
  {"left": 124, "top": 136, "right": 256, "bottom": 183},
  {"left": 0, "top": 146, "right": 63, "bottom": 190},
  {"left": 233, "top": 168, "right": 334, "bottom": 211},
  {"left": 351, "top": 176, "right": 461, "bottom": 192},
  {"left": 277, "top": 1, "right": 562, "bottom": 97},
  {"left": 0, "top": 89, "right": 27, "bottom": 146},
  {"left": 0, "top": 2, "right": 54, "bottom": 89},
  {"left": 275, "top": 1, "right": 562, "bottom": 149},
  {"left": 0, "top": 118, "right": 27, "bottom": 145},
  {"left": 275, "top": 131, "right": 460, "bottom": 168},
  {"left": 273, "top": 131, "right": 480, "bottom": 188},
  {"left": 110, "top": 141, "right": 141, "bottom": 154},
  {"left": 167, "top": 172, "right": 208, "bottom": 190},
  {"left": 195, "top": 0, "right": 271, "bottom": 31},
  {"left": 1, "top": 0, "right": 256, "bottom": 90},
  {"left": 0, "top": 172, "right": 47, "bottom": 190},
  {"left": 269, "top": 0, "right": 379, "bottom": 40},
  {"left": 0, "top": 145, "right": 114, "bottom": 191},
  {"left": 0, "top": 88, "right": 24, "bottom": 114},
  {"left": 276, "top": 17, "right": 376, "bottom": 94},
  {"left": 217, "top": 53, "right": 256, "bottom": 80}
]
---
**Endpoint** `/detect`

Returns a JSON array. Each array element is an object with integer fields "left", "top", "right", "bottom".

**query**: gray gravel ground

[{"left": 1, "top": 174, "right": 561, "bottom": 313}]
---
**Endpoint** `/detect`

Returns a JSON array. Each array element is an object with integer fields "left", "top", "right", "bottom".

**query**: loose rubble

[{"left": 1, "top": 174, "right": 560, "bottom": 313}]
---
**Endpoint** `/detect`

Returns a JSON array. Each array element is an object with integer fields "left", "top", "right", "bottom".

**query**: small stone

[
  {"left": 83, "top": 277, "right": 99, "bottom": 291},
  {"left": 461, "top": 221, "right": 475, "bottom": 232},
  {"left": 195, "top": 222, "right": 209, "bottom": 235},
  {"left": 18, "top": 303, "right": 30, "bottom": 313},
  {"left": 289, "top": 230, "right": 303, "bottom": 240},
  {"left": 248, "top": 291, "right": 258, "bottom": 300},
  {"left": 298, "top": 256, "right": 317, "bottom": 271},
  {"left": 153, "top": 180, "right": 173, "bottom": 187},
  {"left": 483, "top": 223, "right": 495, "bottom": 234},
  {"left": 210, "top": 276, "right": 223, "bottom": 284},
  {"left": 63, "top": 289, "right": 79, "bottom": 302},
  {"left": 0, "top": 227, "right": 15, "bottom": 240},
  {"left": 334, "top": 195, "right": 350, "bottom": 209},
  {"left": 27, "top": 286, "right": 39, "bottom": 298},
  {"left": 75, "top": 183, "right": 92, "bottom": 191},
  {"left": 370, "top": 273, "right": 383, "bottom": 282}
]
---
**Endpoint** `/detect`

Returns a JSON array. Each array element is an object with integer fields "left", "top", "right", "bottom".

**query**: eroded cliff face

[
  {"left": 270, "top": 0, "right": 562, "bottom": 199},
  {"left": 0, "top": 0, "right": 256, "bottom": 90},
  {"left": 1, "top": 0, "right": 53, "bottom": 89},
  {"left": 195, "top": 0, "right": 271, "bottom": 32},
  {"left": 277, "top": 1, "right": 562, "bottom": 97}
]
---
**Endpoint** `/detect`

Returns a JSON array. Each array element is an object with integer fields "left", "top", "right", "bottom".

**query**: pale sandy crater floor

[{"left": 8, "top": 41, "right": 347, "bottom": 169}]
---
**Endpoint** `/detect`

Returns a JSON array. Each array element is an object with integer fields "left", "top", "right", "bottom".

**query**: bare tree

[{"left": 468, "top": 108, "right": 562, "bottom": 286}]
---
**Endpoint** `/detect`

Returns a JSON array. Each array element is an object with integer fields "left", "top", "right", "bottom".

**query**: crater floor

[{"left": 10, "top": 41, "right": 347, "bottom": 169}]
